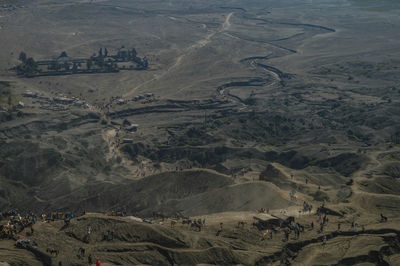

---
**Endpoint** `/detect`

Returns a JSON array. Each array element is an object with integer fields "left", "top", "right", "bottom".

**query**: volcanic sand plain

[{"left": 1, "top": 0, "right": 400, "bottom": 265}]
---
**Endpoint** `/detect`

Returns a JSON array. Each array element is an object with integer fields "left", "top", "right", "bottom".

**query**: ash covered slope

[
  {"left": 0, "top": 0, "right": 399, "bottom": 209},
  {"left": 0, "top": 0, "right": 399, "bottom": 217},
  {"left": 2, "top": 211, "right": 400, "bottom": 265},
  {"left": 0, "top": 0, "right": 400, "bottom": 264}
]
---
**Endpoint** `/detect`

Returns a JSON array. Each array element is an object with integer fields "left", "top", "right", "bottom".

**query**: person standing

[
  {"left": 284, "top": 230, "right": 289, "bottom": 241},
  {"left": 79, "top": 247, "right": 85, "bottom": 257}
]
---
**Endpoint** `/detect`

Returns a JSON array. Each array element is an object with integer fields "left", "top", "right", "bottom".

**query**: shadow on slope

[{"left": 39, "top": 170, "right": 291, "bottom": 217}]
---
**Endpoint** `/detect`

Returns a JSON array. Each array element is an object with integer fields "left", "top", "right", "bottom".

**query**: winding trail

[
  {"left": 349, "top": 149, "right": 400, "bottom": 200},
  {"left": 216, "top": 56, "right": 288, "bottom": 105}
]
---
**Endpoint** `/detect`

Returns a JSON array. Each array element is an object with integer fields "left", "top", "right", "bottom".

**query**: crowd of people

[
  {"left": 0, "top": 206, "right": 391, "bottom": 264},
  {"left": 0, "top": 209, "right": 109, "bottom": 265},
  {"left": 0, "top": 209, "right": 36, "bottom": 239},
  {"left": 253, "top": 204, "right": 391, "bottom": 244},
  {"left": 0, "top": 209, "right": 80, "bottom": 255}
]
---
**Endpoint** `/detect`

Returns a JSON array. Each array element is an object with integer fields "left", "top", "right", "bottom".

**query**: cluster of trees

[
  {"left": 15, "top": 47, "right": 148, "bottom": 77},
  {"left": 16, "top": 52, "right": 38, "bottom": 75},
  {"left": 88, "top": 57, "right": 119, "bottom": 72},
  {"left": 97, "top": 47, "right": 109, "bottom": 57}
]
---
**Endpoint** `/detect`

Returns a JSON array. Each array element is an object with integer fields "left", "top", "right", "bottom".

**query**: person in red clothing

[{"left": 96, "top": 259, "right": 101, "bottom": 266}]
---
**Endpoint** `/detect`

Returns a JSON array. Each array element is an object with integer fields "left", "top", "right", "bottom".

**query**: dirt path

[
  {"left": 123, "top": 12, "right": 234, "bottom": 98},
  {"left": 222, "top": 12, "right": 233, "bottom": 30},
  {"left": 102, "top": 129, "right": 117, "bottom": 156}
]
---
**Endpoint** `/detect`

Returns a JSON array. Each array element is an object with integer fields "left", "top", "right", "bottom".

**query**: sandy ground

[{"left": 1, "top": 0, "right": 400, "bottom": 264}]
